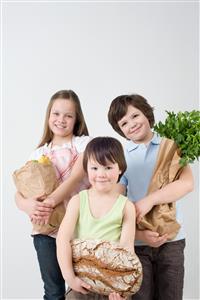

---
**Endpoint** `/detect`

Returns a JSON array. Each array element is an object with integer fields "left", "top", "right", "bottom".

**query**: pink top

[{"left": 29, "top": 135, "right": 91, "bottom": 236}]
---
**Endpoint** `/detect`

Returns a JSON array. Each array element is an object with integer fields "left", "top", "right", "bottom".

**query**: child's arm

[
  {"left": 135, "top": 229, "right": 168, "bottom": 248},
  {"left": 15, "top": 191, "right": 53, "bottom": 223},
  {"left": 46, "top": 153, "right": 86, "bottom": 207},
  {"left": 109, "top": 292, "right": 127, "bottom": 300},
  {"left": 56, "top": 194, "right": 90, "bottom": 294},
  {"left": 119, "top": 200, "right": 136, "bottom": 252},
  {"left": 135, "top": 165, "right": 194, "bottom": 224}
]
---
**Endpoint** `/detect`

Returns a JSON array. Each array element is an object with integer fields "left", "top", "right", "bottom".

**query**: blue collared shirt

[{"left": 120, "top": 133, "right": 185, "bottom": 244}]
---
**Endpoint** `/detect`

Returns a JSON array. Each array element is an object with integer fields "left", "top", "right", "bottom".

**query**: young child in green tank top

[{"left": 56, "top": 137, "right": 136, "bottom": 300}]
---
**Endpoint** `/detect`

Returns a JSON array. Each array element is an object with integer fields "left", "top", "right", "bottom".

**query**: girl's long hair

[{"left": 38, "top": 90, "right": 89, "bottom": 148}]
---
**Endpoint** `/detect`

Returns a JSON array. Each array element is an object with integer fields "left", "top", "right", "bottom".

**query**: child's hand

[
  {"left": 31, "top": 197, "right": 57, "bottom": 225},
  {"left": 68, "top": 276, "right": 90, "bottom": 294},
  {"left": 31, "top": 212, "right": 52, "bottom": 226},
  {"left": 109, "top": 292, "right": 127, "bottom": 300},
  {"left": 135, "top": 198, "right": 154, "bottom": 224},
  {"left": 138, "top": 230, "right": 168, "bottom": 247},
  {"left": 29, "top": 195, "right": 54, "bottom": 225},
  {"left": 25, "top": 195, "right": 53, "bottom": 217}
]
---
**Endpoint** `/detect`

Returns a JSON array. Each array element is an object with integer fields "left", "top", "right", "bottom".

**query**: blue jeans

[{"left": 33, "top": 234, "right": 66, "bottom": 300}]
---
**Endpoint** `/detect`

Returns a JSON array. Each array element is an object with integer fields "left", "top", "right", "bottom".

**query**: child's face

[
  {"left": 87, "top": 157, "right": 121, "bottom": 192},
  {"left": 117, "top": 105, "right": 153, "bottom": 144},
  {"left": 49, "top": 98, "right": 76, "bottom": 141}
]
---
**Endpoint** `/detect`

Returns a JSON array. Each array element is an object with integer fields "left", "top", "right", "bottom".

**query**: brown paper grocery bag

[
  {"left": 13, "top": 160, "right": 65, "bottom": 234},
  {"left": 137, "top": 138, "right": 183, "bottom": 240}
]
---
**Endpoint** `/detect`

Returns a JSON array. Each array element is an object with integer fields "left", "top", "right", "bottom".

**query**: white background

[{"left": 2, "top": 1, "right": 199, "bottom": 299}]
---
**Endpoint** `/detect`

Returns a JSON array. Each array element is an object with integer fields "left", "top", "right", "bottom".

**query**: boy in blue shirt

[{"left": 108, "top": 94, "right": 194, "bottom": 300}]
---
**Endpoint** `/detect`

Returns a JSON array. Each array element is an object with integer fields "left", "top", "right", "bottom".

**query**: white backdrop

[{"left": 2, "top": 1, "right": 199, "bottom": 299}]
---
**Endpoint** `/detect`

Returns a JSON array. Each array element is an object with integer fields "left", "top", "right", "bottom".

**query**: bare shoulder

[
  {"left": 124, "top": 198, "right": 135, "bottom": 214},
  {"left": 67, "top": 194, "right": 80, "bottom": 209}
]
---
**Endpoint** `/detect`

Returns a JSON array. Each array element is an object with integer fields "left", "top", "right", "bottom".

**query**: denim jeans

[
  {"left": 132, "top": 239, "right": 185, "bottom": 300},
  {"left": 33, "top": 234, "right": 66, "bottom": 300}
]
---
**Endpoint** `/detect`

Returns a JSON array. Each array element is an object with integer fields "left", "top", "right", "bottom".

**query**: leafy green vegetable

[{"left": 154, "top": 110, "right": 200, "bottom": 166}]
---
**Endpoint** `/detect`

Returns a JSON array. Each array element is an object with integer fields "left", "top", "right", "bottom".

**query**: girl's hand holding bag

[{"left": 13, "top": 156, "right": 65, "bottom": 234}]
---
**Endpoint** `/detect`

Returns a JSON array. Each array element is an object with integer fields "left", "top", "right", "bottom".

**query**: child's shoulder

[
  {"left": 28, "top": 144, "right": 48, "bottom": 160},
  {"left": 118, "top": 193, "right": 128, "bottom": 201},
  {"left": 67, "top": 193, "right": 81, "bottom": 212},
  {"left": 118, "top": 194, "right": 133, "bottom": 208},
  {"left": 125, "top": 197, "right": 136, "bottom": 212},
  {"left": 73, "top": 135, "right": 92, "bottom": 153}
]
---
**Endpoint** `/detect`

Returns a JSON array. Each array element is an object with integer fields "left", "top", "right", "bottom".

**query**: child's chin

[{"left": 95, "top": 184, "right": 110, "bottom": 192}]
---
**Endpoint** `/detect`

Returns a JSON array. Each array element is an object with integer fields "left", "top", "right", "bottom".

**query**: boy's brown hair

[
  {"left": 83, "top": 137, "right": 127, "bottom": 181},
  {"left": 108, "top": 94, "right": 155, "bottom": 138}
]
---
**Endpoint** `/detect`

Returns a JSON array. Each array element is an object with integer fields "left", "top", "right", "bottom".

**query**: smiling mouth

[
  {"left": 95, "top": 181, "right": 108, "bottom": 183},
  {"left": 55, "top": 125, "right": 66, "bottom": 129},
  {"left": 130, "top": 125, "right": 141, "bottom": 134}
]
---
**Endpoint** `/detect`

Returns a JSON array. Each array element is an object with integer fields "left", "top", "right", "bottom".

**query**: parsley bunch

[{"left": 154, "top": 110, "right": 200, "bottom": 166}]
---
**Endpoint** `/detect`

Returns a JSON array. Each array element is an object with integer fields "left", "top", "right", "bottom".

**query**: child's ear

[{"left": 119, "top": 170, "right": 122, "bottom": 174}]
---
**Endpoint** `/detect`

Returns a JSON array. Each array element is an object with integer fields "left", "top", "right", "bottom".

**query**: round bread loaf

[{"left": 71, "top": 239, "right": 143, "bottom": 297}]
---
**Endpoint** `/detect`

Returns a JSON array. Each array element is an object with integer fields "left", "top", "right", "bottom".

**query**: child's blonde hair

[{"left": 38, "top": 90, "right": 89, "bottom": 147}]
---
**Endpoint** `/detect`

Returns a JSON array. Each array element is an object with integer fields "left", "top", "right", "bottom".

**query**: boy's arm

[
  {"left": 136, "top": 165, "right": 194, "bottom": 223},
  {"left": 56, "top": 195, "right": 90, "bottom": 294},
  {"left": 119, "top": 200, "right": 136, "bottom": 252},
  {"left": 46, "top": 153, "right": 87, "bottom": 207},
  {"left": 135, "top": 229, "right": 168, "bottom": 248}
]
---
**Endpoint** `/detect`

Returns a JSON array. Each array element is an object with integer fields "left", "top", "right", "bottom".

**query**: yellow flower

[{"left": 38, "top": 155, "right": 51, "bottom": 165}]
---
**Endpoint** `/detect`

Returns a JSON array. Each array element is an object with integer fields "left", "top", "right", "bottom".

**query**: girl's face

[
  {"left": 117, "top": 105, "right": 153, "bottom": 144},
  {"left": 49, "top": 98, "right": 76, "bottom": 142},
  {"left": 87, "top": 157, "right": 121, "bottom": 192}
]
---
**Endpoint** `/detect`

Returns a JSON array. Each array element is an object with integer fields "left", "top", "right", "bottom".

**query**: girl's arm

[
  {"left": 119, "top": 200, "right": 136, "bottom": 252},
  {"left": 15, "top": 191, "right": 53, "bottom": 220},
  {"left": 46, "top": 153, "right": 87, "bottom": 207},
  {"left": 56, "top": 194, "right": 90, "bottom": 294},
  {"left": 136, "top": 165, "right": 194, "bottom": 223}
]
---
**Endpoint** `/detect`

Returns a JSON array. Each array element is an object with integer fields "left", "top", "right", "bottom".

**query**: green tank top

[{"left": 75, "top": 190, "right": 127, "bottom": 241}]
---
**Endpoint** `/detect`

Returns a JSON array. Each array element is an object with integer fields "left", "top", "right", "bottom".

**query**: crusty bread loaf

[{"left": 71, "top": 239, "right": 143, "bottom": 297}]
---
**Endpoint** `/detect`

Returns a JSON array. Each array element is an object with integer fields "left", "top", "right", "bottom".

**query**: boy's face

[{"left": 117, "top": 105, "right": 153, "bottom": 144}]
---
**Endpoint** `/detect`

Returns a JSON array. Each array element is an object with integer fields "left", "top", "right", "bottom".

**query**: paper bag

[
  {"left": 137, "top": 138, "right": 183, "bottom": 240},
  {"left": 13, "top": 159, "right": 65, "bottom": 234}
]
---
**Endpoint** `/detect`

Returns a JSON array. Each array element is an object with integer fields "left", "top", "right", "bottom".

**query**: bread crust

[{"left": 71, "top": 239, "right": 143, "bottom": 297}]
